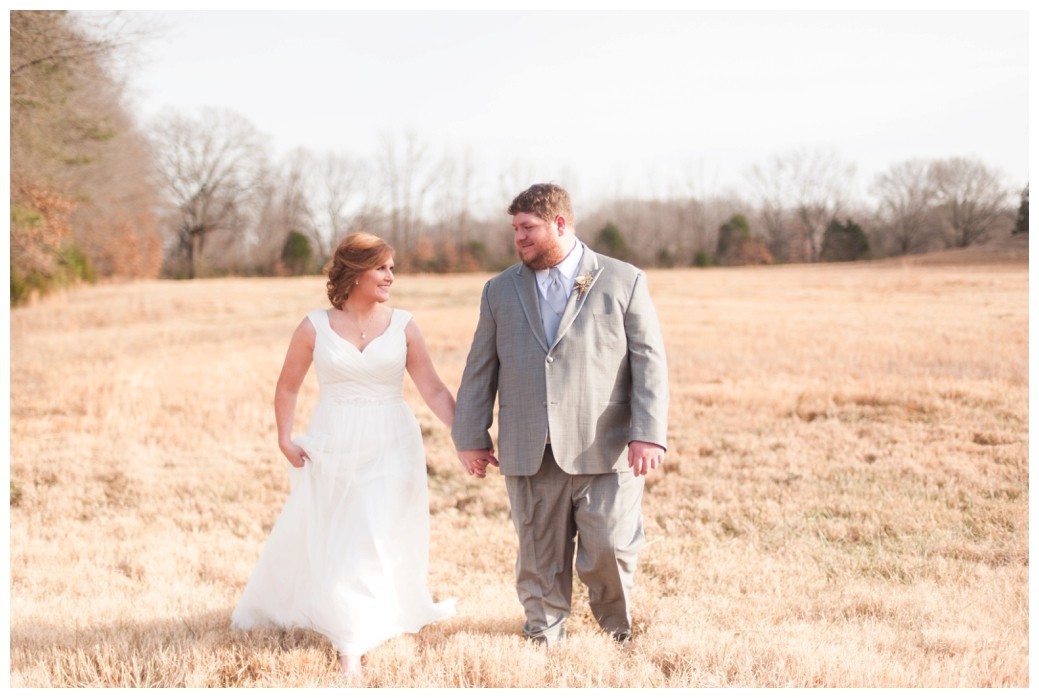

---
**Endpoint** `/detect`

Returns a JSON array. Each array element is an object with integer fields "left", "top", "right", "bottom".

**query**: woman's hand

[
  {"left": 280, "top": 440, "right": 309, "bottom": 469},
  {"left": 458, "top": 448, "right": 499, "bottom": 478}
]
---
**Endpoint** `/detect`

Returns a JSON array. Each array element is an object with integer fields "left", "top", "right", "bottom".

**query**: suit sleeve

[
  {"left": 624, "top": 271, "right": 669, "bottom": 449},
  {"left": 451, "top": 281, "right": 500, "bottom": 452}
]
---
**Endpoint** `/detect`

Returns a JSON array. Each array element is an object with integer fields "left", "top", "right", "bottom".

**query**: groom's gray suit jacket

[{"left": 453, "top": 246, "right": 669, "bottom": 476}]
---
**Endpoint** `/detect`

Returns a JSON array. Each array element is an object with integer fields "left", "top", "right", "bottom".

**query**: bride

[{"left": 231, "top": 232, "right": 456, "bottom": 679}]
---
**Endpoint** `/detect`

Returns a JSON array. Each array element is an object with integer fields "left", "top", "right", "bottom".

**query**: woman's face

[{"left": 354, "top": 257, "right": 395, "bottom": 303}]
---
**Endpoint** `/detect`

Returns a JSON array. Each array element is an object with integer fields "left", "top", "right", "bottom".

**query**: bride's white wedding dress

[{"left": 231, "top": 308, "right": 455, "bottom": 656}]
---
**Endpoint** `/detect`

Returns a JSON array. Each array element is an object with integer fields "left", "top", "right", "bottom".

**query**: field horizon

[{"left": 8, "top": 242, "right": 1029, "bottom": 688}]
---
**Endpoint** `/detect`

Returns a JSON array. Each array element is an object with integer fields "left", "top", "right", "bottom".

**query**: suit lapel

[
  {"left": 512, "top": 264, "right": 550, "bottom": 352},
  {"left": 551, "top": 247, "right": 603, "bottom": 349}
]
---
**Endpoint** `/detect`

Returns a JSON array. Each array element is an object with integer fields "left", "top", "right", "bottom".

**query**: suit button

[{"left": 546, "top": 356, "right": 555, "bottom": 363}]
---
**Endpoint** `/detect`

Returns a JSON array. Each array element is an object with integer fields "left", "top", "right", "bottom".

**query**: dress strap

[
  {"left": 306, "top": 309, "right": 331, "bottom": 334},
  {"left": 391, "top": 307, "right": 413, "bottom": 330}
]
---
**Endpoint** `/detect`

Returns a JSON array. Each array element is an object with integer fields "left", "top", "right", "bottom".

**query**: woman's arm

[
  {"left": 404, "top": 318, "right": 456, "bottom": 429},
  {"left": 275, "top": 316, "right": 316, "bottom": 468}
]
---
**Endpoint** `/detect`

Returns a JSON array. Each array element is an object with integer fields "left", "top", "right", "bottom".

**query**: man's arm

[
  {"left": 624, "top": 271, "right": 670, "bottom": 454},
  {"left": 452, "top": 282, "right": 501, "bottom": 457}
]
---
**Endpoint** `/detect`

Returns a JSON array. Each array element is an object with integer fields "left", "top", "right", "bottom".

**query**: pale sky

[{"left": 118, "top": 5, "right": 1029, "bottom": 211}]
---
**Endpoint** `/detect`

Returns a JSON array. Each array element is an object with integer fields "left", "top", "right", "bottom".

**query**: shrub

[
  {"left": 821, "top": 219, "right": 870, "bottom": 262},
  {"left": 715, "top": 214, "right": 773, "bottom": 266},
  {"left": 596, "top": 222, "right": 631, "bottom": 261},
  {"left": 280, "top": 231, "right": 313, "bottom": 275},
  {"left": 656, "top": 247, "right": 675, "bottom": 268}
]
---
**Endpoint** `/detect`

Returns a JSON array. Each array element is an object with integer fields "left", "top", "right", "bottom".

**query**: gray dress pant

[{"left": 504, "top": 445, "right": 645, "bottom": 645}]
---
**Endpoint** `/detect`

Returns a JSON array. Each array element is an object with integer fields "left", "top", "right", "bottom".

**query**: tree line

[
  {"left": 10, "top": 10, "right": 163, "bottom": 304},
  {"left": 10, "top": 11, "right": 1029, "bottom": 305}
]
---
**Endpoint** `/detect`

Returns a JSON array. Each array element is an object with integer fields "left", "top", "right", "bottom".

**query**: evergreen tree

[
  {"left": 1012, "top": 184, "right": 1028, "bottom": 235},
  {"left": 716, "top": 214, "right": 750, "bottom": 261},
  {"left": 596, "top": 222, "right": 631, "bottom": 261},
  {"left": 280, "top": 231, "right": 313, "bottom": 275},
  {"left": 820, "top": 219, "right": 870, "bottom": 262}
]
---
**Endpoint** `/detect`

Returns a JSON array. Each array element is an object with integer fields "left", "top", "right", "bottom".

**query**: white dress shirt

[{"left": 536, "top": 240, "right": 585, "bottom": 302}]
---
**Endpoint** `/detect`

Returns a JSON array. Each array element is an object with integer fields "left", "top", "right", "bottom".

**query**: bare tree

[
  {"left": 928, "top": 157, "right": 1012, "bottom": 248},
  {"left": 241, "top": 150, "right": 317, "bottom": 274},
  {"left": 313, "top": 151, "right": 375, "bottom": 259},
  {"left": 788, "top": 148, "right": 856, "bottom": 262},
  {"left": 678, "top": 164, "right": 720, "bottom": 262},
  {"left": 9, "top": 10, "right": 152, "bottom": 80},
  {"left": 432, "top": 149, "right": 478, "bottom": 240},
  {"left": 67, "top": 106, "right": 164, "bottom": 278},
  {"left": 671, "top": 166, "right": 751, "bottom": 266},
  {"left": 748, "top": 148, "right": 855, "bottom": 262},
  {"left": 279, "top": 148, "right": 317, "bottom": 238},
  {"left": 871, "top": 159, "right": 937, "bottom": 254},
  {"left": 497, "top": 160, "right": 541, "bottom": 205},
  {"left": 10, "top": 10, "right": 163, "bottom": 297},
  {"left": 151, "top": 108, "right": 269, "bottom": 278},
  {"left": 746, "top": 156, "right": 794, "bottom": 262},
  {"left": 377, "top": 130, "right": 438, "bottom": 257},
  {"left": 423, "top": 149, "right": 486, "bottom": 270}
]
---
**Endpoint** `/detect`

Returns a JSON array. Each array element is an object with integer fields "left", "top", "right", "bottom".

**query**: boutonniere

[{"left": 573, "top": 273, "right": 593, "bottom": 297}]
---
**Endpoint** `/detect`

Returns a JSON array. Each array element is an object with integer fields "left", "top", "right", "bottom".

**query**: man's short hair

[{"left": 507, "top": 183, "right": 575, "bottom": 228}]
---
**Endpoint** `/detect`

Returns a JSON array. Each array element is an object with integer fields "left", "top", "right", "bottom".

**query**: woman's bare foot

[{"left": 338, "top": 653, "right": 363, "bottom": 680}]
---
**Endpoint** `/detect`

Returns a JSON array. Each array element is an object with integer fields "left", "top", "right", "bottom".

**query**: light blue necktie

[{"left": 543, "top": 267, "right": 567, "bottom": 343}]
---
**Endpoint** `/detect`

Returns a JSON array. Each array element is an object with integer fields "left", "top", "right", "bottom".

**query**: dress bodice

[{"left": 307, "top": 308, "right": 411, "bottom": 405}]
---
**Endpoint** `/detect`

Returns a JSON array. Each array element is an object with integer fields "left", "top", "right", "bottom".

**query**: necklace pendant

[{"left": 361, "top": 332, "right": 366, "bottom": 339}]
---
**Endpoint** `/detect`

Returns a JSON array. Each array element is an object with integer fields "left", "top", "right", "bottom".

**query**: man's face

[{"left": 512, "top": 212, "right": 566, "bottom": 270}]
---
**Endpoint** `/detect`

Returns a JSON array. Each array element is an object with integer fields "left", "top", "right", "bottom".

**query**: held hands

[
  {"left": 280, "top": 440, "right": 310, "bottom": 469},
  {"left": 628, "top": 440, "right": 665, "bottom": 477},
  {"left": 458, "top": 443, "right": 662, "bottom": 478},
  {"left": 458, "top": 448, "right": 499, "bottom": 478}
]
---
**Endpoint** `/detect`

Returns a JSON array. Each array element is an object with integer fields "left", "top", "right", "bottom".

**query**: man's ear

[{"left": 554, "top": 216, "right": 567, "bottom": 235}]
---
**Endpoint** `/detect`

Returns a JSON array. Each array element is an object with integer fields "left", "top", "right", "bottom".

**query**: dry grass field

[{"left": 8, "top": 241, "right": 1029, "bottom": 687}]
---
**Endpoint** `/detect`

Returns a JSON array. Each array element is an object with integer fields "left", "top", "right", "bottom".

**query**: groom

[{"left": 453, "top": 183, "right": 669, "bottom": 646}]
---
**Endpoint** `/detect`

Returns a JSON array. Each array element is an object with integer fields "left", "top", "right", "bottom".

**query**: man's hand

[
  {"left": 628, "top": 440, "right": 665, "bottom": 477},
  {"left": 458, "top": 448, "right": 500, "bottom": 478}
]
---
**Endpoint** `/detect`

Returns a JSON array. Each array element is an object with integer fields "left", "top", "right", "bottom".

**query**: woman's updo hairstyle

[{"left": 325, "top": 233, "right": 395, "bottom": 309}]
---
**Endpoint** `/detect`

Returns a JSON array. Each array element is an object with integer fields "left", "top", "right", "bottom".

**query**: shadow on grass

[{"left": 10, "top": 605, "right": 533, "bottom": 687}]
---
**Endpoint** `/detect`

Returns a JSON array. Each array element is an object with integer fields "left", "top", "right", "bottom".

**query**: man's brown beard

[{"left": 518, "top": 243, "right": 565, "bottom": 271}]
